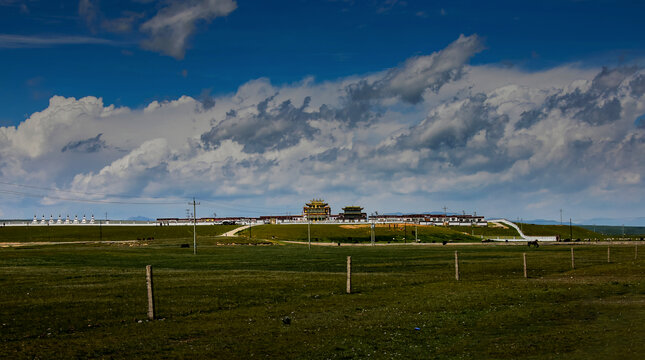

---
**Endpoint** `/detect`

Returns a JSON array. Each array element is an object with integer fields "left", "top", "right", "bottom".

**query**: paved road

[
  {"left": 0, "top": 240, "right": 139, "bottom": 248},
  {"left": 222, "top": 225, "right": 249, "bottom": 237}
]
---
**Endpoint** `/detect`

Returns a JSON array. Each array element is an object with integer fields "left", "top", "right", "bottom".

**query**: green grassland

[
  {"left": 0, "top": 225, "right": 240, "bottom": 243},
  {"left": 451, "top": 224, "right": 521, "bottom": 238},
  {"left": 2, "top": 223, "right": 619, "bottom": 245},
  {"left": 518, "top": 223, "right": 608, "bottom": 240},
  {"left": 1, "top": 240, "right": 644, "bottom": 359},
  {"left": 242, "top": 224, "right": 481, "bottom": 243},
  {"left": 580, "top": 225, "right": 645, "bottom": 237}
]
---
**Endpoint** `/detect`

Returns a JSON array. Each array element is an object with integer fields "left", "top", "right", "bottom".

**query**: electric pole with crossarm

[{"left": 189, "top": 198, "right": 200, "bottom": 255}]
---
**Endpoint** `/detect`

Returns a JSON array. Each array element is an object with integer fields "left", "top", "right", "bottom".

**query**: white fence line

[{"left": 489, "top": 219, "right": 558, "bottom": 242}]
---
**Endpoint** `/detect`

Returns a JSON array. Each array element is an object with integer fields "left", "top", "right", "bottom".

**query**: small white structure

[
  {"left": 56, "top": 215, "right": 62, "bottom": 224},
  {"left": 32, "top": 215, "right": 38, "bottom": 224},
  {"left": 48, "top": 214, "right": 54, "bottom": 225},
  {"left": 65, "top": 215, "right": 70, "bottom": 224},
  {"left": 40, "top": 215, "right": 47, "bottom": 225},
  {"left": 81, "top": 215, "right": 87, "bottom": 224},
  {"left": 73, "top": 215, "right": 79, "bottom": 224},
  {"left": 90, "top": 214, "right": 95, "bottom": 224}
]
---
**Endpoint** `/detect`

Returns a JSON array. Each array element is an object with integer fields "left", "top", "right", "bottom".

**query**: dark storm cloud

[
  {"left": 61, "top": 133, "right": 106, "bottom": 153},
  {"left": 515, "top": 109, "right": 545, "bottom": 130},
  {"left": 524, "top": 66, "right": 640, "bottom": 127},
  {"left": 589, "top": 66, "right": 638, "bottom": 93},
  {"left": 332, "top": 34, "right": 484, "bottom": 105},
  {"left": 201, "top": 96, "right": 320, "bottom": 153},
  {"left": 197, "top": 88, "right": 216, "bottom": 111},
  {"left": 575, "top": 97, "right": 622, "bottom": 125},
  {"left": 629, "top": 74, "right": 645, "bottom": 97},
  {"left": 394, "top": 93, "right": 508, "bottom": 151},
  {"left": 199, "top": 34, "right": 485, "bottom": 155}
]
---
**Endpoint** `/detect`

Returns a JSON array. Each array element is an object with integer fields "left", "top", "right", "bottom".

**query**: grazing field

[
  {"left": 580, "top": 225, "right": 645, "bottom": 238},
  {"left": 518, "top": 223, "right": 609, "bottom": 240},
  {"left": 1, "top": 241, "right": 644, "bottom": 359},
  {"left": 0, "top": 225, "right": 240, "bottom": 243},
  {"left": 241, "top": 224, "right": 481, "bottom": 243},
  {"left": 451, "top": 224, "right": 520, "bottom": 238}
]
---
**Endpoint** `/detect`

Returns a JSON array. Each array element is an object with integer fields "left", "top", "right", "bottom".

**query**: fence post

[
  {"left": 346, "top": 256, "right": 352, "bottom": 294},
  {"left": 523, "top": 253, "right": 527, "bottom": 278},
  {"left": 636, "top": 245, "right": 638, "bottom": 260},
  {"left": 571, "top": 247, "right": 575, "bottom": 270},
  {"left": 146, "top": 265, "right": 155, "bottom": 320},
  {"left": 455, "top": 251, "right": 460, "bottom": 281},
  {"left": 607, "top": 246, "right": 611, "bottom": 263}
]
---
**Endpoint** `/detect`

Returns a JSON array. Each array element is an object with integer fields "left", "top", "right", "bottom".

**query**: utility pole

[
  {"left": 569, "top": 218, "right": 573, "bottom": 241},
  {"left": 371, "top": 221, "right": 375, "bottom": 246},
  {"left": 443, "top": 206, "right": 448, "bottom": 225},
  {"left": 189, "top": 198, "right": 200, "bottom": 255},
  {"left": 404, "top": 223, "right": 407, "bottom": 243},
  {"left": 307, "top": 218, "right": 311, "bottom": 249}
]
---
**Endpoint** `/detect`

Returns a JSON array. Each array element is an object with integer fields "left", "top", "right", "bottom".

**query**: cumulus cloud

[
  {"left": 380, "top": 34, "right": 484, "bottom": 103},
  {"left": 70, "top": 138, "right": 171, "bottom": 195},
  {"left": 140, "top": 0, "right": 237, "bottom": 59},
  {"left": 2, "top": 35, "right": 645, "bottom": 220}
]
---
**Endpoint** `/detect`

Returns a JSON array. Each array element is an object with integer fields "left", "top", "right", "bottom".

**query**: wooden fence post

[
  {"left": 523, "top": 253, "right": 527, "bottom": 278},
  {"left": 455, "top": 251, "right": 460, "bottom": 281},
  {"left": 571, "top": 247, "right": 575, "bottom": 270},
  {"left": 607, "top": 246, "right": 611, "bottom": 263},
  {"left": 146, "top": 265, "right": 155, "bottom": 320},
  {"left": 636, "top": 245, "right": 638, "bottom": 260},
  {"left": 346, "top": 256, "right": 352, "bottom": 294}
]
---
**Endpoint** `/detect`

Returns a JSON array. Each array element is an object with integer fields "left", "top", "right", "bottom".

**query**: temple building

[
  {"left": 303, "top": 199, "right": 331, "bottom": 221},
  {"left": 339, "top": 206, "right": 367, "bottom": 221}
]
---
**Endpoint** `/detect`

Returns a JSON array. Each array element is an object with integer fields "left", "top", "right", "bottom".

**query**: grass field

[
  {"left": 0, "top": 225, "right": 240, "bottom": 243},
  {"left": 451, "top": 224, "right": 520, "bottom": 238},
  {"left": 579, "top": 225, "right": 645, "bottom": 237},
  {"left": 518, "top": 223, "right": 608, "bottom": 240},
  {"left": 1, "top": 237, "right": 644, "bottom": 359},
  {"left": 241, "top": 224, "right": 481, "bottom": 243}
]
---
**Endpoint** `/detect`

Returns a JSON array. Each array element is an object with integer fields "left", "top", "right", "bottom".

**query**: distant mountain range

[
  {"left": 522, "top": 217, "right": 645, "bottom": 227},
  {"left": 381, "top": 213, "right": 645, "bottom": 226},
  {"left": 127, "top": 216, "right": 154, "bottom": 222}
]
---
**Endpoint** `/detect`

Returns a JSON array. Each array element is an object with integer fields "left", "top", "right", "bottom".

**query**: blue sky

[
  {"left": 3, "top": 0, "right": 644, "bottom": 125},
  {"left": 1, "top": 0, "right": 644, "bottom": 224}
]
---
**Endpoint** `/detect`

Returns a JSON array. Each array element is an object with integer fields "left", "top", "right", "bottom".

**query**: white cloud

[
  {"left": 1, "top": 35, "right": 645, "bottom": 221},
  {"left": 0, "top": 34, "right": 115, "bottom": 48},
  {"left": 140, "top": 0, "right": 237, "bottom": 59}
]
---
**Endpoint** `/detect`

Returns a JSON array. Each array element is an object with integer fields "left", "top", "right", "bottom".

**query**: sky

[{"left": 1, "top": 0, "right": 644, "bottom": 224}]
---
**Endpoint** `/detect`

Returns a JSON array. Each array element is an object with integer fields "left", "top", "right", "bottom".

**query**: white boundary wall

[{"left": 489, "top": 219, "right": 558, "bottom": 242}]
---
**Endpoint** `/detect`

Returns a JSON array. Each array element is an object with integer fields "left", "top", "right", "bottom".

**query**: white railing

[{"left": 489, "top": 219, "right": 558, "bottom": 241}]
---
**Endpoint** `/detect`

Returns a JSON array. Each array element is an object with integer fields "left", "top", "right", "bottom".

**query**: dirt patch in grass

[
  {"left": 490, "top": 221, "right": 509, "bottom": 229},
  {"left": 339, "top": 224, "right": 369, "bottom": 229}
]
